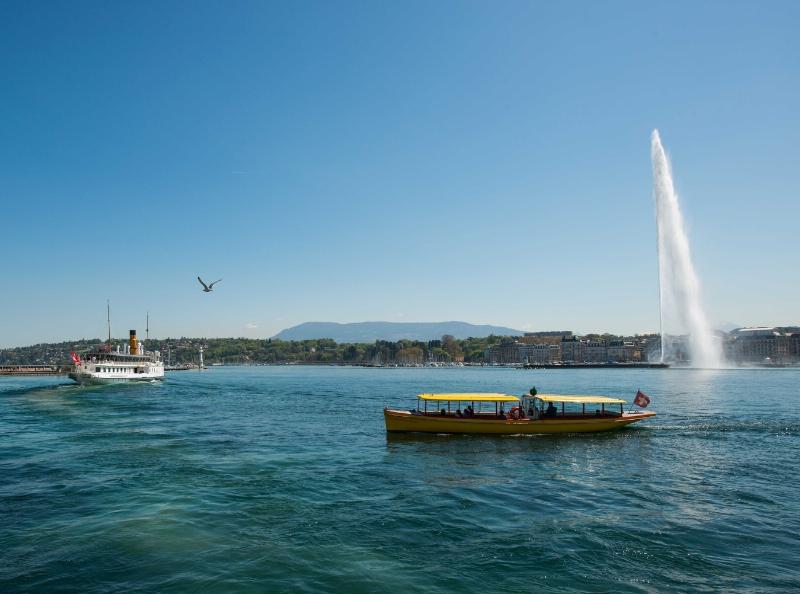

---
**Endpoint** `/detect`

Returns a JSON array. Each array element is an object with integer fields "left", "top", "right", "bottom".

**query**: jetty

[
  {"left": 0, "top": 365, "right": 71, "bottom": 376},
  {"left": 521, "top": 362, "right": 669, "bottom": 370}
]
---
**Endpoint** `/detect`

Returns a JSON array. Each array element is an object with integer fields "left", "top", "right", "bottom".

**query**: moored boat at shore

[{"left": 384, "top": 392, "right": 655, "bottom": 435}]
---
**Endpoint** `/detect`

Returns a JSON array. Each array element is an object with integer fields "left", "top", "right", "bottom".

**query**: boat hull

[
  {"left": 384, "top": 408, "right": 655, "bottom": 435},
  {"left": 68, "top": 372, "right": 164, "bottom": 385}
]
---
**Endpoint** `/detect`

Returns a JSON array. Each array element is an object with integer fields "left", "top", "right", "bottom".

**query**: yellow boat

[{"left": 384, "top": 392, "right": 655, "bottom": 435}]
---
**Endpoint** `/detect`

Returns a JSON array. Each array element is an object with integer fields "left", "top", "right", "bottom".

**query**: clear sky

[{"left": 1, "top": 1, "right": 798, "bottom": 347}]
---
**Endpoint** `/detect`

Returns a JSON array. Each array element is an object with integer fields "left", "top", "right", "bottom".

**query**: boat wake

[
  {"left": 650, "top": 419, "right": 800, "bottom": 436},
  {"left": 0, "top": 383, "right": 75, "bottom": 398}
]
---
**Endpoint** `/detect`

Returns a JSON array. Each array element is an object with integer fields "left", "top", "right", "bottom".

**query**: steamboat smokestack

[{"left": 129, "top": 330, "right": 138, "bottom": 355}]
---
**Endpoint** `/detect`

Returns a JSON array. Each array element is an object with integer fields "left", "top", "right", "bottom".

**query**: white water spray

[{"left": 651, "top": 130, "right": 722, "bottom": 368}]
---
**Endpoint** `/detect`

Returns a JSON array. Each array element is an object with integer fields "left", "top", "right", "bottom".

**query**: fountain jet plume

[{"left": 651, "top": 130, "right": 722, "bottom": 368}]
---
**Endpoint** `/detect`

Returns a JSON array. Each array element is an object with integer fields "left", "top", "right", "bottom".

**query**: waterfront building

[
  {"left": 584, "top": 340, "right": 608, "bottom": 363},
  {"left": 528, "top": 343, "right": 561, "bottom": 363},
  {"left": 484, "top": 341, "right": 560, "bottom": 364},
  {"left": 728, "top": 327, "right": 800, "bottom": 364},
  {"left": 560, "top": 336, "right": 586, "bottom": 363},
  {"left": 484, "top": 341, "right": 524, "bottom": 364},
  {"left": 560, "top": 336, "right": 609, "bottom": 363},
  {"left": 607, "top": 341, "right": 637, "bottom": 362}
]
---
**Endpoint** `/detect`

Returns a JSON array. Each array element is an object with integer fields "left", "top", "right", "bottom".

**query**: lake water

[{"left": 1, "top": 367, "right": 799, "bottom": 593}]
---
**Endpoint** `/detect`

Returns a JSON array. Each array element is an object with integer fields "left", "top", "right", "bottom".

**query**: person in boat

[
  {"left": 456, "top": 408, "right": 463, "bottom": 418},
  {"left": 440, "top": 408, "right": 447, "bottom": 416},
  {"left": 465, "top": 405, "right": 474, "bottom": 417},
  {"left": 545, "top": 402, "right": 557, "bottom": 418}
]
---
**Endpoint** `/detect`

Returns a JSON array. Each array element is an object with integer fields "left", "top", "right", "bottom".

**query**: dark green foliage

[{"left": 1, "top": 335, "right": 523, "bottom": 366}]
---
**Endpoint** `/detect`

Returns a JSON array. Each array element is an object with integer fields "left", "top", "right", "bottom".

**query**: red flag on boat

[
  {"left": 70, "top": 352, "right": 81, "bottom": 365},
  {"left": 634, "top": 389, "right": 651, "bottom": 408}
]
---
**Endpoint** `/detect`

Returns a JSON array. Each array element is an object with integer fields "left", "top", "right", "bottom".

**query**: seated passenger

[
  {"left": 456, "top": 408, "right": 463, "bottom": 418},
  {"left": 440, "top": 408, "right": 447, "bottom": 416},
  {"left": 466, "top": 405, "right": 474, "bottom": 417},
  {"left": 546, "top": 402, "right": 557, "bottom": 418}
]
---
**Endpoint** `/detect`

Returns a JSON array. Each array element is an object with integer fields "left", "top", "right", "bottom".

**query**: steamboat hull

[{"left": 68, "top": 372, "right": 164, "bottom": 385}]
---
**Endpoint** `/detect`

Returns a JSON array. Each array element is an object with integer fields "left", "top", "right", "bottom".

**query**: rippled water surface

[{"left": 1, "top": 367, "right": 799, "bottom": 593}]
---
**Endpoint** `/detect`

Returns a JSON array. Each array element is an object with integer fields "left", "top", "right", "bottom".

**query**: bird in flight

[{"left": 197, "top": 276, "right": 222, "bottom": 292}]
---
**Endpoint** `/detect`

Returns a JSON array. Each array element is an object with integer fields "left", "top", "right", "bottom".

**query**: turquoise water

[{"left": 1, "top": 367, "right": 799, "bottom": 593}]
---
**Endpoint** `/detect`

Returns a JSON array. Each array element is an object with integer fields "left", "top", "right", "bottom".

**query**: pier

[
  {"left": 0, "top": 365, "right": 71, "bottom": 376},
  {"left": 521, "top": 362, "right": 670, "bottom": 370}
]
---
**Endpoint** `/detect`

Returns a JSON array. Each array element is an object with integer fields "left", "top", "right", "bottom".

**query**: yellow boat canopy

[
  {"left": 418, "top": 393, "right": 520, "bottom": 403},
  {"left": 535, "top": 394, "right": 626, "bottom": 405}
]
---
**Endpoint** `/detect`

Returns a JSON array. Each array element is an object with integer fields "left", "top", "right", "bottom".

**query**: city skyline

[{"left": 2, "top": 2, "right": 799, "bottom": 347}]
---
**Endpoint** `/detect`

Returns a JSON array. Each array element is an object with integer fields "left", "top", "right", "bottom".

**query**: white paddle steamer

[{"left": 69, "top": 328, "right": 164, "bottom": 385}]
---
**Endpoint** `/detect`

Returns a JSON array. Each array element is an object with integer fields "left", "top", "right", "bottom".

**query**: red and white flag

[
  {"left": 633, "top": 389, "right": 651, "bottom": 408},
  {"left": 70, "top": 352, "right": 81, "bottom": 365}
]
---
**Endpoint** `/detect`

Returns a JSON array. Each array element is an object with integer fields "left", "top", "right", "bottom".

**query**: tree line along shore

[{"left": 0, "top": 334, "right": 656, "bottom": 367}]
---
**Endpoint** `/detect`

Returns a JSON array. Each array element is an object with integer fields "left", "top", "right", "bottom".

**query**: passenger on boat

[
  {"left": 545, "top": 402, "right": 558, "bottom": 418},
  {"left": 456, "top": 409, "right": 463, "bottom": 418},
  {"left": 440, "top": 408, "right": 447, "bottom": 416},
  {"left": 465, "top": 405, "right": 474, "bottom": 417}
]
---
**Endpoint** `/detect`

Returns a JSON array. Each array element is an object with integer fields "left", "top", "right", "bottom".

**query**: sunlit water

[{"left": 2, "top": 367, "right": 799, "bottom": 593}]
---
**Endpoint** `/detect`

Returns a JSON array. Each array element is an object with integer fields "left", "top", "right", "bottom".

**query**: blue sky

[{"left": 1, "top": 1, "right": 798, "bottom": 346}]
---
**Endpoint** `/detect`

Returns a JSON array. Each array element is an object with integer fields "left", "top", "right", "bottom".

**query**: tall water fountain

[{"left": 651, "top": 130, "right": 722, "bottom": 368}]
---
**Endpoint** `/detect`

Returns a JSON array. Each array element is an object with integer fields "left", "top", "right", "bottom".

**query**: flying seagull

[{"left": 197, "top": 276, "right": 222, "bottom": 292}]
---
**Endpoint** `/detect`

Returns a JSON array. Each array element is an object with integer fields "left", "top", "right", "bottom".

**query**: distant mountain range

[{"left": 273, "top": 321, "right": 525, "bottom": 342}]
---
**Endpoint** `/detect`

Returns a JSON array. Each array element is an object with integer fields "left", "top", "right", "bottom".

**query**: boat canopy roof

[
  {"left": 418, "top": 393, "right": 520, "bottom": 403},
  {"left": 535, "top": 394, "right": 626, "bottom": 404}
]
